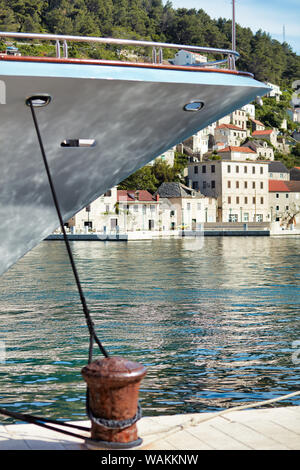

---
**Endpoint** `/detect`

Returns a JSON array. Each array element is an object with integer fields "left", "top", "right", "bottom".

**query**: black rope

[
  {"left": 28, "top": 99, "right": 109, "bottom": 362},
  {"left": 0, "top": 407, "right": 90, "bottom": 440},
  {"left": 0, "top": 100, "right": 130, "bottom": 440}
]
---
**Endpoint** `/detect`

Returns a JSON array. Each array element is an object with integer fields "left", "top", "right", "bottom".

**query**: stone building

[
  {"left": 218, "top": 145, "right": 257, "bottom": 161},
  {"left": 188, "top": 160, "right": 270, "bottom": 223},
  {"left": 66, "top": 186, "right": 118, "bottom": 233},
  {"left": 155, "top": 182, "right": 217, "bottom": 230},
  {"left": 269, "top": 180, "right": 300, "bottom": 224},
  {"left": 242, "top": 139, "right": 274, "bottom": 161},
  {"left": 249, "top": 118, "right": 265, "bottom": 132},
  {"left": 214, "top": 124, "right": 247, "bottom": 147},
  {"left": 117, "top": 190, "right": 160, "bottom": 231},
  {"left": 252, "top": 129, "right": 277, "bottom": 147},
  {"left": 268, "top": 161, "right": 290, "bottom": 181}
]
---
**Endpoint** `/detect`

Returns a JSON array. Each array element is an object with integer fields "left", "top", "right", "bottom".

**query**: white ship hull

[{"left": 0, "top": 57, "right": 270, "bottom": 275}]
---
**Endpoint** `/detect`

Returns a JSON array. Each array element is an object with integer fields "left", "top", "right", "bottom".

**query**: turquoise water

[{"left": 0, "top": 237, "right": 299, "bottom": 424}]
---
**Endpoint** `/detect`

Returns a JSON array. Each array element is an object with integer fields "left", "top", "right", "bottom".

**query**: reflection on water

[{"left": 0, "top": 237, "right": 299, "bottom": 423}]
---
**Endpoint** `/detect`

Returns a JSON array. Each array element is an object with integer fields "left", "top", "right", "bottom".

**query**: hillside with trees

[
  {"left": 1, "top": 1, "right": 299, "bottom": 182},
  {"left": 0, "top": 0, "right": 299, "bottom": 87}
]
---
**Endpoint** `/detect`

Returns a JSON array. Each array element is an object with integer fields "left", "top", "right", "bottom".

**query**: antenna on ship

[
  {"left": 232, "top": 0, "right": 236, "bottom": 52},
  {"left": 228, "top": 0, "right": 236, "bottom": 70}
]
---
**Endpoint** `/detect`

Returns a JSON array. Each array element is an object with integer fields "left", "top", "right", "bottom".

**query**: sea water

[{"left": 0, "top": 237, "right": 299, "bottom": 423}]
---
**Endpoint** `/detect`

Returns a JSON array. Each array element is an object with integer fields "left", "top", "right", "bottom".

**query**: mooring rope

[
  {"left": 28, "top": 98, "right": 109, "bottom": 362},
  {"left": 141, "top": 390, "right": 300, "bottom": 448},
  {"left": 0, "top": 406, "right": 91, "bottom": 440},
  {"left": 0, "top": 97, "right": 111, "bottom": 439}
]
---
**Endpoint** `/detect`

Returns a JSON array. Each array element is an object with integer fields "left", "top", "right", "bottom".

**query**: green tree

[
  {"left": 151, "top": 160, "right": 177, "bottom": 187},
  {"left": 0, "top": 1, "right": 19, "bottom": 31},
  {"left": 6, "top": 0, "right": 44, "bottom": 32},
  {"left": 118, "top": 166, "right": 158, "bottom": 192},
  {"left": 86, "top": 0, "right": 113, "bottom": 35},
  {"left": 291, "top": 143, "right": 300, "bottom": 158}
]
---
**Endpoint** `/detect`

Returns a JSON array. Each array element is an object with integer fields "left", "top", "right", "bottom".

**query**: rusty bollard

[{"left": 81, "top": 356, "right": 147, "bottom": 450}]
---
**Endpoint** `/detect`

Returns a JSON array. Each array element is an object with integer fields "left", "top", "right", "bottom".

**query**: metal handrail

[{"left": 0, "top": 31, "right": 239, "bottom": 69}]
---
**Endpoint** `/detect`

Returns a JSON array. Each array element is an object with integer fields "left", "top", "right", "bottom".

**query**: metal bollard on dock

[{"left": 81, "top": 356, "right": 147, "bottom": 450}]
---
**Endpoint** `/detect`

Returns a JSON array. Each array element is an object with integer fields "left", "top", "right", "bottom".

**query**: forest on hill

[{"left": 0, "top": 0, "right": 299, "bottom": 86}]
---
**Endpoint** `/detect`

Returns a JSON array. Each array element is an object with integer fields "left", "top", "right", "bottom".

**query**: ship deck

[{"left": 0, "top": 406, "right": 299, "bottom": 450}]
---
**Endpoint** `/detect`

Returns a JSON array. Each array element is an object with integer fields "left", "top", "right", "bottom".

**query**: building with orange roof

[
  {"left": 65, "top": 187, "right": 161, "bottom": 233},
  {"left": 249, "top": 118, "right": 265, "bottom": 132},
  {"left": 269, "top": 179, "right": 300, "bottom": 223},
  {"left": 215, "top": 123, "right": 247, "bottom": 147},
  {"left": 218, "top": 145, "right": 257, "bottom": 161},
  {"left": 117, "top": 189, "right": 160, "bottom": 231},
  {"left": 252, "top": 129, "right": 277, "bottom": 147}
]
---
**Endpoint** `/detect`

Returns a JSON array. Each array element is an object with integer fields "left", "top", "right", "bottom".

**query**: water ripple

[{"left": 0, "top": 237, "right": 300, "bottom": 423}]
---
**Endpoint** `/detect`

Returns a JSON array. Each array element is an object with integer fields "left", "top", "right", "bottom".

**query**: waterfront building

[
  {"left": 117, "top": 190, "right": 160, "bottom": 232},
  {"left": 66, "top": 186, "right": 118, "bottom": 233},
  {"left": 188, "top": 160, "right": 270, "bottom": 223},
  {"left": 214, "top": 124, "right": 247, "bottom": 147},
  {"left": 155, "top": 182, "right": 217, "bottom": 229},
  {"left": 269, "top": 180, "right": 300, "bottom": 224}
]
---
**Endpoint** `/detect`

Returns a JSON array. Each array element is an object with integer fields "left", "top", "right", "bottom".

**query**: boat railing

[{"left": 0, "top": 31, "right": 239, "bottom": 70}]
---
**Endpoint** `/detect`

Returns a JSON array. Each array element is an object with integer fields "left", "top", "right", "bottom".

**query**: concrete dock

[{"left": 0, "top": 406, "right": 299, "bottom": 450}]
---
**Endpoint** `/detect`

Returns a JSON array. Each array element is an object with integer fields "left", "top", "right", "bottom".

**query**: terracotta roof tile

[
  {"left": 250, "top": 118, "right": 265, "bottom": 126},
  {"left": 219, "top": 146, "right": 256, "bottom": 153},
  {"left": 252, "top": 129, "right": 273, "bottom": 135},
  {"left": 269, "top": 180, "right": 290, "bottom": 192},
  {"left": 286, "top": 181, "right": 300, "bottom": 192},
  {"left": 216, "top": 124, "right": 245, "bottom": 131},
  {"left": 117, "top": 190, "right": 157, "bottom": 202}
]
